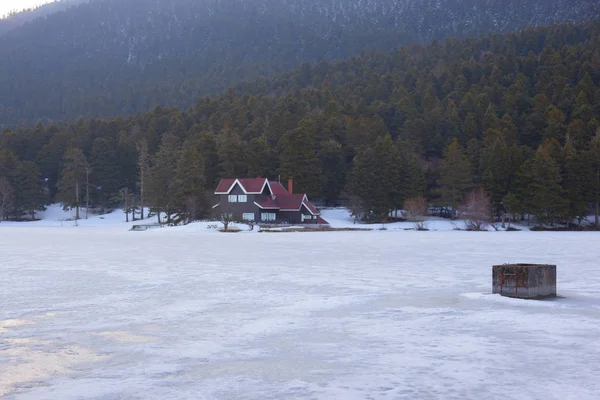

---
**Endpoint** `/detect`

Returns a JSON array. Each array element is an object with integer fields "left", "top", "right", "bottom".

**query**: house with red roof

[{"left": 213, "top": 178, "right": 328, "bottom": 225}]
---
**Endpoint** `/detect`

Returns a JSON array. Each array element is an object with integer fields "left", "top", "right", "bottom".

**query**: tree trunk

[
  {"left": 85, "top": 168, "right": 90, "bottom": 219},
  {"left": 75, "top": 180, "right": 80, "bottom": 220},
  {"left": 595, "top": 200, "right": 599, "bottom": 228},
  {"left": 157, "top": 207, "right": 161, "bottom": 224},
  {"left": 140, "top": 180, "right": 144, "bottom": 220}
]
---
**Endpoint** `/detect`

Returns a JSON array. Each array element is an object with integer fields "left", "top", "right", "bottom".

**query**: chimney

[{"left": 288, "top": 177, "right": 293, "bottom": 194}]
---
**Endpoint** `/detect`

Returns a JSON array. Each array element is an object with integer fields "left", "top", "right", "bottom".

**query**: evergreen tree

[
  {"left": 197, "top": 131, "right": 220, "bottom": 189},
  {"left": 174, "top": 138, "right": 207, "bottom": 223},
  {"left": 12, "top": 160, "right": 45, "bottom": 220},
  {"left": 0, "top": 176, "right": 14, "bottom": 221},
  {"left": 318, "top": 139, "right": 347, "bottom": 204},
  {"left": 437, "top": 139, "right": 473, "bottom": 216},
  {"left": 147, "top": 133, "right": 179, "bottom": 223},
  {"left": 523, "top": 146, "right": 567, "bottom": 226},
  {"left": 585, "top": 131, "right": 600, "bottom": 227},
  {"left": 480, "top": 132, "right": 521, "bottom": 216},
  {"left": 347, "top": 134, "right": 401, "bottom": 221},
  {"left": 90, "top": 137, "right": 121, "bottom": 210},
  {"left": 562, "top": 138, "right": 588, "bottom": 225},
  {"left": 278, "top": 125, "right": 323, "bottom": 197},
  {"left": 245, "top": 137, "right": 275, "bottom": 179},
  {"left": 217, "top": 126, "right": 246, "bottom": 179},
  {"left": 57, "top": 148, "right": 89, "bottom": 220},
  {"left": 136, "top": 138, "right": 151, "bottom": 219}
]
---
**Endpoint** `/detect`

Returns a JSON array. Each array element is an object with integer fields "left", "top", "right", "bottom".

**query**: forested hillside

[
  {"left": 0, "top": 0, "right": 599, "bottom": 126},
  {"left": 1, "top": 21, "right": 600, "bottom": 227},
  {"left": 0, "top": 1, "right": 85, "bottom": 34}
]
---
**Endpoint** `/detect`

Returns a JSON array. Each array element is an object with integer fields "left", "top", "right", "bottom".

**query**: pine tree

[
  {"left": 0, "top": 176, "right": 14, "bottom": 221},
  {"left": 57, "top": 148, "right": 89, "bottom": 220},
  {"left": 524, "top": 146, "right": 567, "bottom": 226},
  {"left": 12, "top": 161, "right": 45, "bottom": 220},
  {"left": 136, "top": 139, "right": 150, "bottom": 219},
  {"left": 562, "top": 137, "right": 587, "bottom": 225},
  {"left": 585, "top": 130, "right": 600, "bottom": 227},
  {"left": 318, "top": 139, "right": 347, "bottom": 204},
  {"left": 278, "top": 125, "right": 323, "bottom": 197},
  {"left": 347, "top": 134, "right": 401, "bottom": 221},
  {"left": 90, "top": 137, "right": 121, "bottom": 211},
  {"left": 197, "top": 131, "right": 220, "bottom": 189},
  {"left": 437, "top": 139, "right": 473, "bottom": 217},
  {"left": 217, "top": 126, "right": 246, "bottom": 178},
  {"left": 480, "top": 132, "right": 521, "bottom": 216},
  {"left": 174, "top": 138, "right": 207, "bottom": 223},
  {"left": 147, "top": 133, "right": 180, "bottom": 223},
  {"left": 245, "top": 137, "right": 275, "bottom": 179}
]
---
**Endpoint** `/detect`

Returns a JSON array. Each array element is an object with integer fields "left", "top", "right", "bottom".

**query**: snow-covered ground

[{"left": 1, "top": 208, "right": 600, "bottom": 399}]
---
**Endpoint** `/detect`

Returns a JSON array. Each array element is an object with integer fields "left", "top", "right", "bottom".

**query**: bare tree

[
  {"left": 404, "top": 195, "right": 429, "bottom": 230},
  {"left": 0, "top": 177, "right": 14, "bottom": 222},
  {"left": 113, "top": 188, "right": 135, "bottom": 222},
  {"left": 461, "top": 187, "right": 493, "bottom": 231},
  {"left": 348, "top": 194, "right": 366, "bottom": 224},
  {"left": 220, "top": 211, "right": 233, "bottom": 232}
]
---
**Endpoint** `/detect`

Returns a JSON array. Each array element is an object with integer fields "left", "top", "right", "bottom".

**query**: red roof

[
  {"left": 255, "top": 196, "right": 280, "bottom": 209},
  {"left": 277, "top": 194, "right": 305, "bottom": 210},
  {"left": 215, "top": 178, "right": 236, "bottom": 193},
  {"left": 302, "top": 200, "right": 319, "bottom": 215},
  {"left": 269, "top": 181, "right": 289, "bottom": 197},
  {"left": 216, "top": 177, "right": 320, "bottom": 217},
  {"left": 317, "top": 216, "right": 329, "bottom": 225},
  {"left": 215, "top": 178, "right": 269, "bottom": 194}
]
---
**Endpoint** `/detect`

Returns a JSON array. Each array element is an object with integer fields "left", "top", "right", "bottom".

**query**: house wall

[
  {"left": 277, "top": 205, "right": 317, "bottom": 224},
  {"left": 277, "top": 210, "right": 301, "bottom": 224},
  {"left": 218, "top": 184, "right": 260, "bottom": 221}
]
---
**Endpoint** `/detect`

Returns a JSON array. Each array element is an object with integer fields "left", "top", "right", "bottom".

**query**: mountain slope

[
  {"left": 0, "top": 0, "right": 84, "bottom": 34},
  {"left": 1, "top": 21, "right": 600, "bottom": 223},
  {"left": 0, "top": 0, "right": 599, "bottom": 127}
]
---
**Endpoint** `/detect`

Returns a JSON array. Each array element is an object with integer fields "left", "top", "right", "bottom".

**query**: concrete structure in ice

[{"left": 492, "top": 264, "right": 557, "bottom": 299}]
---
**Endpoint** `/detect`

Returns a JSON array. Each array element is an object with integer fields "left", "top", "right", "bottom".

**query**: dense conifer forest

[
  {"left": 1, "top": 20, "right": 600, "bottom": 227},
  {"left": 0, "top": 0, "right": 599, "bottom": 127}
]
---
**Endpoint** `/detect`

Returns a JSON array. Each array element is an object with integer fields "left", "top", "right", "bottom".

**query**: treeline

[{"left": 1, "top": 21, "right": 600, "bottom": 226}]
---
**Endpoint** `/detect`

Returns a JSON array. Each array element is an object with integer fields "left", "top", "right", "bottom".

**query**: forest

[
  {"left": 0, "top": 0, "right": 598, "bottom": 127},
  {"left": 1, "top": 21, "right": 600, "bottom": 227}
]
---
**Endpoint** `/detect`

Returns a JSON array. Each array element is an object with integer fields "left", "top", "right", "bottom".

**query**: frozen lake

[{"left": 2, "top": 225, "right": 600, "bottom": 399}]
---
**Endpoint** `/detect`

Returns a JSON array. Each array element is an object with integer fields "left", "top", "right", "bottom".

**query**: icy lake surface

[{"left": 2, "top": 224, "right": 600, "bottom": 399}]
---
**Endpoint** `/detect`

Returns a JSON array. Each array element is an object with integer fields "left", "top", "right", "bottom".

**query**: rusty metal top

[{"left": 493, "top": 264, "right": 556, "bottom": 268}]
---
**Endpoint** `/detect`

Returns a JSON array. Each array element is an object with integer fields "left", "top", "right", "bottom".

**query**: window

[
  {"left": 228, "top": 195, "right": 237, "bottom": 203},
  {"left": 242, "top": 213, "right": 255, "bottom": 221},
  {"left": 238, "top": 195, "right": 248, "bottom": 203},
  {"left": 261, "top": 213, "right": 276, "bottom": 222}
]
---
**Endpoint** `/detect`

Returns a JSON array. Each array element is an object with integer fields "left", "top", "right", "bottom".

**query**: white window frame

[
  {"left": 242, "top": 213, "right": 255, "bottom": 221},
  {"left": 261, "top": 212, "right": 276, "bottom": 222},
  {"left": 228, "top": 195, "right": 238, "bottom": 203},
  {"left": 237, "top": 194, "right": 248, "bottom": 203}
]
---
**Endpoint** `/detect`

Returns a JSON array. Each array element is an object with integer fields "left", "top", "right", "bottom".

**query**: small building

[
  {"left": 212, "top": 177, "right": 328, "bottom": 225},
  {"left": 492, "top": 264, "right": 557, "bottom": 299}
]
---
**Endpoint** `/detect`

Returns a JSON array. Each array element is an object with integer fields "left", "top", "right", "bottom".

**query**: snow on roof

[{"left": 215, "top": 178, "right": 270, "bottom": 194}]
